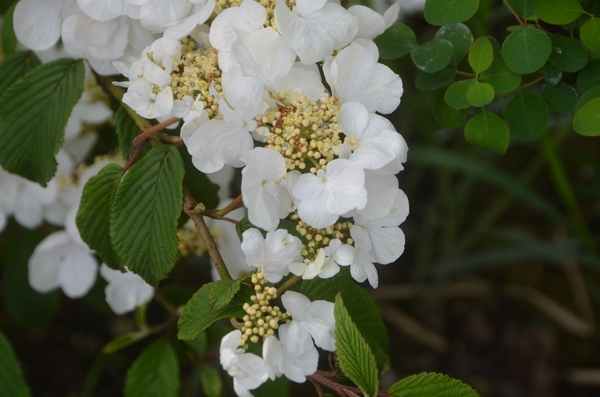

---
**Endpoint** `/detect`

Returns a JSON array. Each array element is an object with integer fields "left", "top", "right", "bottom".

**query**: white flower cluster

[{"left": 109, "top": 0, "right": 408, "bottom": 393}]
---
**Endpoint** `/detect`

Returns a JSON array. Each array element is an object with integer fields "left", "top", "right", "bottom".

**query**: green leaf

[
  {"left": 505, "top": 0, "right": 534, "bottom": 19},
  {"left": 532, "top": 0, "right": 583, "bottom": 25},
  {"left": 199, "top": 365, "right": 222, "bottom": 397},
  {"left": 124, "top": 339, "right": 179, "bottom": 397},
  {"left": 574, "top": 85, "right": 600, "bottom": 114},
  {"left": 424, "top": 0, "right": 479, "bottom": 26},
  {"left": 503, "top": 91, "right": 548, "bottom": 140},
  {"left": 464, "top": 111, "right": 510, "bottom": 154},
  {"left": 577, "top": 61, "right": 600, "bottom": 93},
  {"left": 444, "top": 79, "right": 475, "bottom": 109},
  {"left": 502, "top": 27, "right": 552, "bottom": 74},
  {"left": 0, "top": 51, "right": 40, "bottom": 95},
  {"left": 410, "top": 38, "right": 454, "bottom": 73},
  {"left": 2, "top": 230, "right": 59, "bottom": 329},
  {"left": 185, "top": 332, "right": 208, "bottom": 354},
  {"left": 0, "top": 331, "right": 31, "bottom": 397},
  {"left": 580, "top": 18, "right": 600, "bottom": 54},
  {"left": 102, "top": 330, "right": 150, "bottom": 354},
  {"left": 115, "top": 106, "right": 139, "bottom": 160},
  {"left": 1, "top": 3, "right": 17, "bottom": 57},
  {"left": 466, "top": 82, "right": 495, "bottom": 106},
  {"left": 388, "top": 372, "right": 480, "bottom": 397},
  {"left": 468, "top": 36, "right": 493, "bottom": 73},
  {"left": 542, "top": 62, "right": 562, "bottom": 86},
  {"left": 434, "top": 23, "right": 473, "bottom": 66},
  {"left": 487, "top": 35, "right": 502, "bottom": 58},
  {"left": 177, "top": 281, "right": 252, "bottom": 340},
  {"left": 481, "top": 58, "right": 521, "bottom": 94},
  {"left": 253, "top": 376, "right": 290, "bottom": 397},
  {"left": 111, "top": 145, "right": 184, "bottom": 286},
  {"left": 0, "top": 58, "right": 84, "bottom": 185},
  {"left": 334, "top": 294, "right": 378, "bottom": 397},
  {"left": 181, "top": 147, "right": 220, "bottom": 210},
  {"left": 541, "top": 82, "right": 578, "bottom": 113},
  {"left": 209, "top": 278, "right": 244, "bottom": 312},
  {"left": 415, "top": 68, "right": 456, "bottom": 90},
  {"left": 549, "top": 37, "right": 589, "bottom": 72},
  {"left": 374, "top": 23, "right": 417, "bottom": 59},
  {"left": 301, "top": 268, "right": 389, "bottom": 366},
  {"left": 432, "top": 90, "right": 468, "bottom": 128},
  {"left": 77, "top": 163, "right": 124, "bottom": 271},
  {"left": 573, "top": 97, "right": 600, "bottom": 136}
]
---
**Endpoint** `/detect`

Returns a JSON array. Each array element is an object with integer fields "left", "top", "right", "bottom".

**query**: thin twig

[
  {"left": 214, "top": 195, "right": 244, "bottom": 217},
  {"left": 133, "top": 117, "right": 180, "bottom": 145},
  {"left": 455, "top": 70, "right": 475, "bottom": 77},
  {"left": 277, "top": 275, "right": 301, "bottom": 295},
  {"left": 503, "top": 0, "right": 526, "bottom": 27}
]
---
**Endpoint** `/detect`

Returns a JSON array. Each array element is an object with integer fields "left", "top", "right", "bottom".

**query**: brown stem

[
  {"left": 501, "top": 76, "right": 544, "bottom": 97},
  {"left": 203, "top": 212, "right": 244, "bottom": 226},
  {"left": 159, "top": 133, "right": 184, "bottom": 147},
  {"left": 183, "top": 186, "right": 233, "bottom": 281},
  {"left": 215, "top": 195, "right": 244, "bottom": 216},
  {"left": 455, "top": 70, "right": 475, "bottom": 77},
  {"left": 277, "top": 275, "right": 301, "bottom": 295},
  {"left": 503, "top": 0, "right": 526, "bottom": 27},
  {"left": 308, "top": 373, "right": 391, "bottom": 397},
  {"left": 133, "top": 117, "right": 180, "bottom": 145}
]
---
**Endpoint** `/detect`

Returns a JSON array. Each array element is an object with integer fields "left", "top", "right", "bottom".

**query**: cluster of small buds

[
  {"left": 170, "top": 38, "right": 223, "bottom": 119},
  {"left": 292, "top": 214, "right": 354, "bottom": 258},
  {"left": 258, "top": 93, "right": 343, "bottom": 172},
  {"left": 213, "top": 0, "right": 243, "bottom": 15},
  {"left": 239, "top": 271, "right": 290, "bottom": 349},
  {"left": 177, "top": 227, "right": 208, "bottom": 257}
]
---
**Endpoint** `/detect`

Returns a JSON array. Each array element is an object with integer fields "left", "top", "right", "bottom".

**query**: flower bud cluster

[{"left": 239, "top": 271, "right": 289, "bottom": 349}]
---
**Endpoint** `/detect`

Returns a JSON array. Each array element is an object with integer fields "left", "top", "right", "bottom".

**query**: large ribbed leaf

[
  {"left": 0, "top": 58, "right": 84, "bottom": 185},
  {"left": 124, "top": 339, "right": 179, "bottom": 397},
  {"left": 388, "top": 372, "right": 479, "bottom": 397},
  {"left": 110, "top": 145, "right": 184, "bottom": 285},
  {"left": 0, "top": 51, "right": 40, "bottom": 95}
]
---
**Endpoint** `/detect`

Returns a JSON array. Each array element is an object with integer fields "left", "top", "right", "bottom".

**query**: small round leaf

[
  {"left": 549, "top": 37, "right": 589, "bottom": 72},
  {"left": 541, "top": 82, "right": 578, "bottom": 113},
  {"left": 573, "top": 97, "right": 600, "bottom": 136},
  {"left": 424, "top": 0, "right": 480, "bottom": 26},
  {"left": 415, "top": 68, "right": 456, "bottom": 91},
  {"left": 410, "top": 38, "right": 454, "bottom": 73},
  {"left": 532, "top": 0, "right": 583, "bottom": 25},
  {"left": 467, "top": 81, "right": 495, "bottom": 106},
  {"left": 374, "top": 24, "right": 417, "bottom": 60},
  {"left": 445, "top": 79, "right": 475, "bottom": 109},
  {"left": 435, "top": 23, "right": 474, "bottom": 67},
  {"left": 481, "top": 58, "right": 521, "bottom": 94},
  {"left": 433, "top": 90, "right": 468, "bottom": 129},
  {"left": 469, "top": 36, "right": 493, "bottom": 73},
  {"left": 542, "top": 62, "right": 562, "bottom": 86},
  {"left": 502, "top": 27, "right": 552, "bottom": 74},
  {"left": 464, "top": 111, "right": 510, "bottom": 154},
  {"left": 503, "top": 91, "right": 548, "bottom": 140},
  {"left": 580, "top": 18, "right": 600, "bottom": 54},
  {"left": 505, "top": 0, "right": 534, "bottom": 20},
  {"left": 577, "top": 61, "right": 600, "bottom": 93},
  {"left": 574, "top": 85, "right": 600, "bottom": 114}
]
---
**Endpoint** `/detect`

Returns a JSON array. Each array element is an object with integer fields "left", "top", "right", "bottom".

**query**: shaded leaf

[
  {"left": 199, "top": 365, "right": 222, "bottom": 397},
  {"left": 576, "top": 61, "right": 600, "bottom": 93},
  {"left": 0, "top": 51, "right": 40, "bottom": 95},
  {"left": 124, "top": 339, "right": 179, "bottom": 397},
  {"left": 580, "top": 18, "right": 600, "bottom": 54},
  {"left": 374, "top": 23, "right": 417, "bottom": 59},
  {"left": 0, "top": 331, "right": 31, "bottom": 397},
  {"left": 481, "top": 58, "right": 521, "bottom": 94},
  {"left": 114, "top": 106, "right": 139, "bottom": 161},
  {"left": 434, "top": 23, "right": 473, "bottom": 66},
  {"left": 415, "top": 68, "right": 456, "bottom": 91},
  {"left": 503, "top": 91, "right": 548, "bottom": 140},
  {"left": 541, "top": 82, "right": 578, "bottom": 113},
  {"left": 432, "top": 90, "right": 468, "bottom": 129},
  {"left": 1, "top": 3, "right": 17, "bottom": 57},
  {"left": 410, "top": 38, "right": 454, "bottom": 73},
  {"left": 102, "top": 330, "right": 150, "bottom": 354},
  {"left": 502, "top": 27, "right": 552, "bottom": 74},
  {"left": 464, "top": 111, "right": 510, "bottom": 154},
  {"left": 445, "top": 79, "right": 475, "bottom": 109},
  {"left": 0, "top": 58, "right": 84, "bottom": 185},
  {"left": 542, "top": 62, "right": 562, "bottom": 86},
  {"left": 424, "top": 0, "right": 479, "bottom": 26},
  {"left": 574, "top": 85, "right": 600, "bottom": 114},
  {"left": 334, "top": 294, "right": 378, "bottom": 397},
  {"left": 532, "top": 0, "right": 583, "bottom": 25},
  {"left": 388, "top": 372, "right": 479, "bottom": 397},
  {"left": 549, "top": 37, "right": 589, "bottom": 72},
  {"left": 573, "top": 97, "right": 600, "bottom": 136},
  {"left": 111, "top": 145, "right": 184, "bottom": 286},
  {"left": 209, "top": 278, "right": 244, "bottom": 312},
  {"left": 505, "top": 0, "right": 534, "bottom": 19}
]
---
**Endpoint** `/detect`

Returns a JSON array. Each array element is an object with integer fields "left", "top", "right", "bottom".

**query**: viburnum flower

[
  {"left": 220, "top": 330, "right": 269, "bottom": 396},
  {"left": 289, "top": 239, "right": 354, "bottom": 280},
  {"left": 348, "top": 2, "right": 400, "bottom": 41},
  {"left": 209, "top": 0, "right": 266, "bottom": 52},
  {"left": 187, "top": 77, "right": 265, "bottom": 173},
  {"left": 274, "top": 0, "right": 359, "bottom": 65},
  {"left": 293, "top": 159, "right": 367, "bottom": 229},
  {"left": 241, "top": 228, "right": 302, "bottom": 283},
  {"left": 28, "top": 207, "right": 97, "bottom": 298},
  {"left": 0, "top": 168, "right": 18, "bottom": 232},
  {"left": 324, "top": 42, "right": 403, "bottom": 114},
  {"left": 263, "top": 323, "right": 319, "bottom": 383},
  {"left": 281, "top": 291, "right": 336, "bottom": 352},
  {"left": 241, "top": 147, "right": 294, "bottom": 231},
  {"left": 99, "top": 264, "right": 154, "bottom": 314},
  {"left": 122, "top": 79, "right": 174, "bottom": 119}
]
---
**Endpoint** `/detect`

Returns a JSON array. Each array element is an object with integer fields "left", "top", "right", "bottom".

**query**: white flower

[
  {"left": 324, "top": 42, "right": 403, "bottom": 114},
  {"left": 28, "top": 207, "right": 97, "bottom": 298},
  {"left": 241, "top": 228, "right": 302, "bottom": 283},
  {"left": 339, "top": 101, "right": 406, "bottom": 170},
  {"left": 274, "top": 0, "right": 358, "bottom": 65},
  {"left": 122, "top": 79, "right": 174, "bottom": 119},
  {"left": 263, "top": 323, "right": 319, "bottom": 383},
  {"left": 220, "top": 330, "right": 268, "bottom": 396},
  {"left": 172, "top": 94, "right": 206, "bottom": 123},
  {"left": 281, "top": 291, "right": 336, "bottom": 352},
  {"left": 293, "top": 159, "right": 367, "bottom": 229},
  {"left": 100, "top": 264, "right": 154, "bottom": 314},
  {"left": 162, "top": 0, "right": 215, "bottom": 40},
  {"left": 13, "top": 177, "right": 58, "bottom": 229},
  {"left": 209, "top": 0, "right": 266, "bottom": 52},
  {"left": 13, "top": 0, "right": 78, "bottom": 51},
  {"left": 353, "top": 171, "right": 399, "bottom": 221},
  {"left": 186, "top": 77, "right": 264, "bottom": 172},
  {"left": 348, "top": 2, "right": 399, "bottom": 41},
  {"left": 0, "top": 168, "right": 18, "bottom": 232},
  {"left": 289, "top": 239, "right": 354, "bottom": 280},
  {"left": 137, "top": 0, "right": 192, "bottom": 32},
  {"left": 241, "top": 147, "right": 292, "bottom": 231}
]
